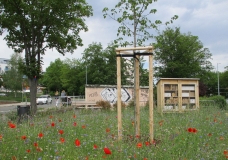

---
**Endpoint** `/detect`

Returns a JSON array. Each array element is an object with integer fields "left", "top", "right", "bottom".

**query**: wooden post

[
  {"left": 135, "top": 55, "right": 140, "bottom": 136},
  {"left": 149, "top": 53, "right": 154, "bottom": 142},
  {"left": 117, "top": 51, "right": 122, "bottom": 140}
]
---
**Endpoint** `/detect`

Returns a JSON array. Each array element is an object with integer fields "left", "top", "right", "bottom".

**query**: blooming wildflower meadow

[{"left": 0, "top": 104, "right": 228, "bottom": 160}]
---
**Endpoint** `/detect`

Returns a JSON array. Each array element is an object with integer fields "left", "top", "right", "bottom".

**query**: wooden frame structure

[{"left": 116, "top": 46, "right": 154, "bottom": 142}]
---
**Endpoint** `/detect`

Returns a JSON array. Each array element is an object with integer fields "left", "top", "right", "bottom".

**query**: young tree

[
  {"left": 154, "top": 27, "right": 214, "bottom": 79},
  {"left": 0, "top": 0, "right": 93, "bottom": 114},
  {"left": 2, "top": 53, "right": 23, "bottom": 97},
  {"left": 103, "top": 0, "right": 178, "bottom": 47},
  {"left": 103, "top": 0, "right": 178, "bottom": 138},
  {"left": 103, "top": 0, "right": 178, "bottom": 137}
]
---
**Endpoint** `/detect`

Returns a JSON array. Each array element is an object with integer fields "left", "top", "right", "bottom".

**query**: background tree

[
  {"left": 81, "top": 42, "right": 129, "bottom": 85},
  {"left": 2, "top": 53, "right": 23, "bottom": 97},
  {"left": 0, "top": 0, "right": 93, "bottom": 114},
  {"left": 220, "top": 69, "right": 228, "bottom": 98},
  {"left": 60, "top": 58, "right": 84, "bottom": 95},
  {"left": 40, "top": 58, "right": 64, "bottom": 93},
  {"left": 154, "top": 27, "right": 215, "bottom": 96}
]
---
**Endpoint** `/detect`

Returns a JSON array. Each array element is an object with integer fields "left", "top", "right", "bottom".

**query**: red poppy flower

[
  {"left": 21, "top": 135, "right": 27, "bottom": 140},
  {"left": 34, "top": 142, "right": 38, "bottom": 147},
  {"left": 60, "top": 137, "right": 65, "bottom": 143},
  {"left": 85, "top": 156, "right": 89, "bottom": 160},
  {"left": 26, "top": 149, "right": 31, "bottom": 153},
  {"left": 145, "top": 141, "right": 150, "bottom": 146},
  {"left": 192, "top": 128, "right": 197, "bottom": 133},
  {"left": 106, "top": 128, "right": 110, "bottom": 133},
  {"left": 12, "top": 156, "right": 17, "bottom": 160},
  {"left": 58, "top": 119, "right": 62, "bottom": 122},
  {"left": 137, "top": 142, "right": 142, "bottom": 148},
  {"left": 187, "top": 128, "right": 193, "bottom": 132},
  {"left": 0, "top": 134, "right": 2, "bottom": 140},
  {"left": 103, "top": 147, "right": 111, "bottom": 155},
  {"left": 220, "top": 136, "right": 224, "bottom": 140},
  {"left": 93, "top": 144, "right": 98, "bottom": 149},
  {"left": 135, "top": 135, "right": 140, "bottom": 139},
  {"left": 73, "top": 122, "right": 77, "bottom": 126},
  {"left": 38, "top": 132, "right": 43, "bottom": 138},
  {"left": 159, "top": 120, "right": 164, "bottom": 126},
  {"left": 49, "top": 115, "right": 53, "bottom": 119},
  {"left": 144, "top": 158, "right": 148, "bottom": 160},
  {"left": 187, "top": 127, "right": 197, "bottom": 133},
  {"left": 51, "top": 122, "right": 55, "bottom": 127},
  {"left": 208, "top": 133, "right": 212, "bottom": 136},
  {"left": 75, "top": 139, "right": 80, "bottom": 147},
  {"left": 36, "top": 147, "right": 42, "bottom": 152},
  {"left": 73, "top": 114, "right": 76, "bottom": 118},
  {"left": 58, "top": 130, "right": 64, "bottom": 135},
  {"left": 224, "top": 150, "right": 228, "bottom": 155},
  {"left": 82, "top": 125, "right": 86, "bottom": 129},
  {"left": 9, "top": 123, "right": 16, "bottom": 128}
]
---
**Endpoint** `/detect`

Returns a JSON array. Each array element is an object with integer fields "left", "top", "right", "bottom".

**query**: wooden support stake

[
  {"left": 135, "top": 55, "right": 140, "bottom": 136},
  {"left": 117, "top": 51, "right": 122, "bottom": 140},
  {"left": 149, "top": 53, "right": 154, "bottom": 142}
]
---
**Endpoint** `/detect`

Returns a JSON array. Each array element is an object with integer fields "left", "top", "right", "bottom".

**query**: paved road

[{"left": 0, "top": 101, "right": 56, "bottom": 113}]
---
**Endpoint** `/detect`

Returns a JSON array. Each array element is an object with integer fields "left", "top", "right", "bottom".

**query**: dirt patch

[{"left": 0, "top": 101, "right": 19, "bottom": 105}]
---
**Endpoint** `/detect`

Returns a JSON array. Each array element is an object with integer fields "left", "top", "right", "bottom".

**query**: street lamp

[
  {"left": 86, "top": 65, "right": 87, "bottom": 85},
  {"left": 217, "top": 63, "right": 220, "bottom": 95}
]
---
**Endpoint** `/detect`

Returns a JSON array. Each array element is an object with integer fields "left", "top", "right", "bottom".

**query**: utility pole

[{"left": 217, "top": 63, "right": 220, "bottom": 95}]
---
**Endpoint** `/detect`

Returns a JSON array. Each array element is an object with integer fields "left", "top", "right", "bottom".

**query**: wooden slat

[
  {"left": 117, "top": 51, "right": 122, "bottom": 140},
  {"left": 116, "top": 46, "right": 153, "bottom": 52}
]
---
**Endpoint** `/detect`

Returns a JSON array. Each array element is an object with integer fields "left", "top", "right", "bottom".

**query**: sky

[{"left": 0, "top": 0, "right": 227, "bottom": 72}]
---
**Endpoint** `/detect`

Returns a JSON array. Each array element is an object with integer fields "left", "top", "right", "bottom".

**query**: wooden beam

[
  {"left": 135, "top": 55, "right": 140, "bottom": 136},
  {"left": 116, "top": 46, "right": 153, "bottom": 52},
  {"left": 149, "top": 52, "right": 154, "bottom": 143},
  {"left": 116, "top": 51, "right": 122, "bottom": 140}
]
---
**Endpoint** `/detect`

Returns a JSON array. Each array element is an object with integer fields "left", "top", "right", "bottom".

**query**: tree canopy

[
  {"left": 0, "top": 0, "right": 93, "bottom": 113},
  {"left": 2, "top": 53, "right": 23, "bottom": 96},
  {"left": 154, "top": 27, "right": 214, "bottom": 79}
]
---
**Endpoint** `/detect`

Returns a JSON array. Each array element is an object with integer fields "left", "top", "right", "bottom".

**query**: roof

[{"left": 156, "top": 78, "right": 200, "bottom": 85}]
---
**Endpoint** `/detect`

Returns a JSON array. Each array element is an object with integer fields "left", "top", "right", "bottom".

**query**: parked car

[
  {"left": 0, "top": 93, "right": 6, "bottom": 96},
  {"left": 36, "top": 95, "right": 52, "bottom": 105}
]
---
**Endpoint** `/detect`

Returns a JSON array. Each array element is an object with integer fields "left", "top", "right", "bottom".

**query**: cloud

[{"left": 0, "top": 0, "right": 227, "bottom": 72}]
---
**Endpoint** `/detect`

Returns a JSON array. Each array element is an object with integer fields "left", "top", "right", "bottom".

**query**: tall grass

[{"left": 0, "top": 104, "right": 228, "bottom": 159}]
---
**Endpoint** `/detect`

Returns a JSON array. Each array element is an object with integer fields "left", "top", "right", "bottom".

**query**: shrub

[
  {"left": 126, "top": 100, "right": 134, "bottom": 107},
  {"left": 113, "top": 101, "right": 127, "bottom": 108},
  {"left": 96, "top": 100, "right": 112, "bottom": 109},
  {"left": 208, "top": 95, "right": 227, "bottom": 110}
]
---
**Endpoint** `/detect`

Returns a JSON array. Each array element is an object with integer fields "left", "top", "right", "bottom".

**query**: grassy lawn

[{"left": 0, "top": 104, "right": 228, "bottom": 159}]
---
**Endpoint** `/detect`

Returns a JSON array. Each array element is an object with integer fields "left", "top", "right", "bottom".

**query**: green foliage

[
  {"left": 154, "top": 27, "right": 213, "bottom": 79},
  {"left": 0, "top": 0, "right": 93, "bottom": 79},
  {"left": 1, "top": 106, "right": 228, "bottom": 159},
  {"left": 40, "top": 58, "right": 64, "bottom": 92},
  {"left": 208, "top": 95, "right": 227, "bottom": 110},
  {"left": 0, "top": 0, "right": 93, "bottom": 113},
  {"left": 220, "top": 70, "right": 228, "bottom": 98},
  {"left": 41, "top": 43, "right": 131, "bottom": 95},
  {"left": 103, "top": 0, "right": 178, "bottom": 47},
  {"left": 2, "top": 53, "right": 23, "bottom": 96}
]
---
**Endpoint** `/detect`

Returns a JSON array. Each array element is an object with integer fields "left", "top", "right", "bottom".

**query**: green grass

[
  {"left": 0, "top": 105, "right": 228, "bottom": 160},
  {"left": 0, "top": 91, "right": 31, "bottom": 102}
]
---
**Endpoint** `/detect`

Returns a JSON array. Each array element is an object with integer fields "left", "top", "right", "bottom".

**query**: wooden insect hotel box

[{"left": 157, "top": 78, "right": 199, "bottom": 113}]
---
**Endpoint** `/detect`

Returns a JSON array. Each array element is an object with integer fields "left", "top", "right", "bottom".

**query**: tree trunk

[{"left": 29, "top": 77, "right": 38, "bottom": 115}]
